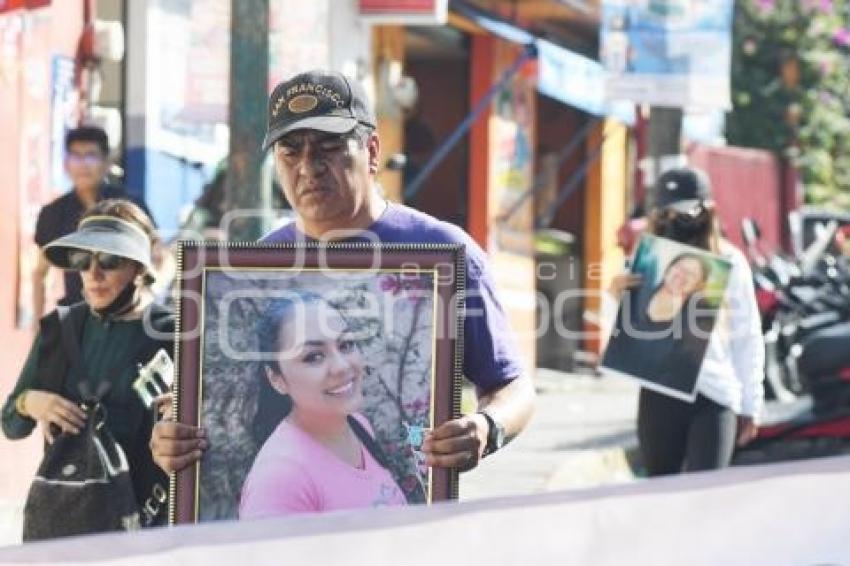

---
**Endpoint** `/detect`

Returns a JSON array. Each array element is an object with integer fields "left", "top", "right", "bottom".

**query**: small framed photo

[
  {"left": 600, "top": 234, "right": 732, "bottom": 402},
  {"left": 169, "top": 242, "right": 464, "bottom": 524}
]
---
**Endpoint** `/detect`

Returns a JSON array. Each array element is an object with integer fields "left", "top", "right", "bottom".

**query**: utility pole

[
  {"left": 642, "top": 106, "right": 683, "bottom": 209},
  {"left": 226, "top": 0, "right": 269, "bottom": 241}
]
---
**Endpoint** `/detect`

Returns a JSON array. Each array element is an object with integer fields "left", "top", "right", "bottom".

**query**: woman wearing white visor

[{"left": 2, "top": 199, "right": 177, "bottom": 538}]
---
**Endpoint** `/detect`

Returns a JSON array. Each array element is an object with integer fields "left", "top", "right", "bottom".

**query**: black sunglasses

[
  {"left": 67, "top": 250, "right": 129, "bottom": 272},
  {"left": 656, "top": 203, "right": 711, "bottom": 221}
]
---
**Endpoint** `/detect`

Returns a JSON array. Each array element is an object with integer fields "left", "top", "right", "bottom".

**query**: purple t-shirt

[{"left": 262, "top": 203, "right": 523, "bottom": 391}]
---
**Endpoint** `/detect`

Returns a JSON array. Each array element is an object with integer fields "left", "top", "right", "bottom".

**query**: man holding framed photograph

[{"left": 151, "top": 70, "right": 534, "bottom": 482}]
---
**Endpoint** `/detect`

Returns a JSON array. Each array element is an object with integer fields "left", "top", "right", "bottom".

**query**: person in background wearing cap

[
  {"left": 3, "top": 199, "right": 175, "bottom": 531},
  {"left": 151, "top": 69, "right": 535, "bottom": 476},
  {"left": 31, "top": 126, "right": 154, "bottom": 330},
  {"left": 608, "top": 166, "right": 765, "bottom": 476}
]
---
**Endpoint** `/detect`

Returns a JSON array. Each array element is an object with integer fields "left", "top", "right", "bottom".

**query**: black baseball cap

[
  {"left": 652, "top": 166, "right": 713, "bottom": 214},
  {"left": 262, "top": 70, "right": 377, "bottom": 151}
]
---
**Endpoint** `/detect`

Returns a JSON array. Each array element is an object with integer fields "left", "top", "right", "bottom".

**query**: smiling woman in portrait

[
  {"left": 239, "top": 291, "right": 408, "bottom": 520},
  {"left": 604, "top": 245, "right": 716, "bottom": 396},
  {"left": 645, "top": 253, "right": 710, "bottom": 323}
]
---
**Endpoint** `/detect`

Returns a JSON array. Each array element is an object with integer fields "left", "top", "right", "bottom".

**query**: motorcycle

[{"left": 734, "top": 217, "right": 850, "bottom": 464}]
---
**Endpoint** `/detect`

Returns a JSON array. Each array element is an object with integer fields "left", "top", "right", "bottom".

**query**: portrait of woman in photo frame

[
  {"left": 170, "top": 242, "right": 464, "bottom": 524},
  {"left": 601, "top": 234, "right": 732, "bottom": 401}
]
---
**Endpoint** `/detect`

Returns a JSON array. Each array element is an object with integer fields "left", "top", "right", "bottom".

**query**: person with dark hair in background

[
  {"left": 31, "top": 126, "right": 153, "bottom": 328},
  {"left": 239, "top": 292, "right": 406, "bottom": 519},
  {"left": 608, "top": 166, "right": 765, "bottom": 476}
]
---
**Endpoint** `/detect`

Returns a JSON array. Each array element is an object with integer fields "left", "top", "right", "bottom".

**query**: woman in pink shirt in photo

[{"left": 239, "top": 291, "right": 408, "bottom": 520}]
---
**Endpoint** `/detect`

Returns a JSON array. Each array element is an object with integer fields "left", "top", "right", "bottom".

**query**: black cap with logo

[
  {"left": 262, "top": 70, "right": 377, "bottom": 151},
  {"left": 652, "top": 166, "right": 713, "bottom": 214}
]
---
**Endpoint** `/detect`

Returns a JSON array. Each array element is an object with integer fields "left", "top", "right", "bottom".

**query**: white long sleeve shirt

[{"left": 695, "top": 241, "right": 765, "bottom": 419}]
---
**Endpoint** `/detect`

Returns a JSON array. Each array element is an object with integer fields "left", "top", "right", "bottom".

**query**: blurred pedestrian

[{"left": 31, "top": 126, "right": 153, "bottom": 328}]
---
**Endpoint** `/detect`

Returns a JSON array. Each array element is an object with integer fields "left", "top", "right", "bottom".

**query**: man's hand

[
  {"left": 421, "top": 413, "right": 489, "bottom": 472},
  {"left": 22, "top": 390, "right": 86, "bottom": 444},
  {"left": 149, "top": 393, "right": 207, "bottom": 474}
]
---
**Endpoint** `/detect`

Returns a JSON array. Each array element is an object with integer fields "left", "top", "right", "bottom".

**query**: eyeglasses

[
  {"left": 67, "top": 251, "right": 129, "bottom": 272},
  {"left": 67, "top": 152, "right": 105, "bottom": 166}
]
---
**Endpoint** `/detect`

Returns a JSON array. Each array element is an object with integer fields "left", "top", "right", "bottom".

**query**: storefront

[{"left": 370, "top": 1, "right": 635, "bottom": 371}]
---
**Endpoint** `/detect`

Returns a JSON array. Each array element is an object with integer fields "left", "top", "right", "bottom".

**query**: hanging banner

[
  {"left": 600, "top": 0, "right": 734, "bottom": 109},
  {"left": 2, "top": 456, "right": 849, "bottom": 564},
  {"left": 453, "top": 2, "right": 634, "bottom": 124},
  {"left": 359, "top": 0, "right": 447, "bottom": 25},
  {"left": 537, "top": 40, "right": 634, "bottom": 125}
]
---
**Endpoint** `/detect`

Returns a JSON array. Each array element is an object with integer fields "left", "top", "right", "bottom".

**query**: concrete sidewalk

[{"left": 461, "top": 369, "right": 639, "bottom": 500}]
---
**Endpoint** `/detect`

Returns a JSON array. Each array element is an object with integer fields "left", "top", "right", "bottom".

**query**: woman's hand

[
  {"left": 736, "top": 416, "right": 759, "bottom": 447},
  {"left": 608, "top": 273, "right": 642, "bottom": 297},
  {"left": 21, "top": 390, "right": 86, "bottom": 444}
]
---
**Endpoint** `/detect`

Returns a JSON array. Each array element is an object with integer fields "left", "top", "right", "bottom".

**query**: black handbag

[
  {"left": 21, "top": 304, "right": 172, "bottom": 540},
  {"left": 22, "top": 401, "right": 141, "bottom": 541}
]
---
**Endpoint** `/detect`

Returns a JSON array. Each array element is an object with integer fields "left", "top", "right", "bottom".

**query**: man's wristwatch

[{"left": 478, "top": 410, "right": 505, "bottom": 458}]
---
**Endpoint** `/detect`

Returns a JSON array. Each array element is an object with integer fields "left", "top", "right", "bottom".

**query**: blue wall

[{"left": 125, "top": 147, "right": 207, "bottom": 240}]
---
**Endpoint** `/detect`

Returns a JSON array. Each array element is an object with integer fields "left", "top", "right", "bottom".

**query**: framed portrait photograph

[
  {"left": 169, "top": 242, "right": 465, "bottom": 524},
  {"left": 600, "top": 234, "right": 732, "bottom": 401}
]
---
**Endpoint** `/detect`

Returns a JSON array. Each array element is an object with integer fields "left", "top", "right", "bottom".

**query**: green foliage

[{"left": 727, "top": 0, "right": 850, "bottom": 208}]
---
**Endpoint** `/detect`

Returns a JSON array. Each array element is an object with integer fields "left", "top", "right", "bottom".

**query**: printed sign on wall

[{"left": 600, "top": 0, "right": 734, "bottom": 109}]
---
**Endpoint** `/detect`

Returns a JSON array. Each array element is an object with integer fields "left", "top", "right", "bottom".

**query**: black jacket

[{"left": 35, "top": 302, "right": 174, "bottom": 511}]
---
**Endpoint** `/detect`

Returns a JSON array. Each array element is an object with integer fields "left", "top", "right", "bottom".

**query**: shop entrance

[
  {"left": 402, "top": 26, "right": 471, "bottom": 228},
  {"left": 534, "top": 95, "right": 594, "bottom": 372}
]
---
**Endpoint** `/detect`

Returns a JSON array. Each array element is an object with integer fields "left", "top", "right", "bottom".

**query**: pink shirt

[{"left": 239, "top": 414, "right": 407, "bottom": 520}]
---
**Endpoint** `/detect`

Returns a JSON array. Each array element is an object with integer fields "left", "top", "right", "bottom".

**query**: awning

[{"left": 450, "top": 0, "right": 634, "bottom": 125}]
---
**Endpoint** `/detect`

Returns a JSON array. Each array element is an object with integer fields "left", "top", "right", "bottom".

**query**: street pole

[
  {"left": 643, "top": 106, "right": 683, "bottom": 208},
  {"left": 226, "top": 0, "right": 269, "bottom": 241}
]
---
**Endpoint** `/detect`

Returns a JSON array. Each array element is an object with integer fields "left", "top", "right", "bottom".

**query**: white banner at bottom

[{"left": 0, "top": 456, "right": 848, "bottom": 565}]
